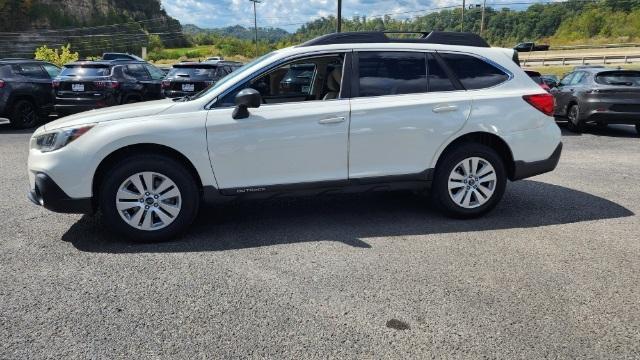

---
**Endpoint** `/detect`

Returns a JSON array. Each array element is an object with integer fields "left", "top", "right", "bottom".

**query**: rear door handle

[
  {"left": 318, "top": 116, "right": 346, "bottom": 124},
  {"left": 432, "top": 104, "right": 458, "bottom": 113}
]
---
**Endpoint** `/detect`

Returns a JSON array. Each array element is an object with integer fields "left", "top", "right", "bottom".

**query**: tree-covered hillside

[
  {"left": 288, "top": 0, "right": 640, "bottom": 47},
  {"left": 0, "top": 0, "right": 187, "bottom": 58},
  {"left": 183, "top": 24, "right": 289, "bottom": 42}
]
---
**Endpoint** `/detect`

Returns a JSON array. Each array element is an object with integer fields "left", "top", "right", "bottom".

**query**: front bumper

[
  {"left": 28, "top": 172, "right": 94, "bottom": 214},
  {"left": 512, "top": 142, "right": 563, "bottom": 180}
]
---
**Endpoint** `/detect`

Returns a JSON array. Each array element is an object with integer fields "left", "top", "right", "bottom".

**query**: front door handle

[
  {"left": 432, "top": 104, "right": 458, "bottom": 113},
  {"left": 318, "top": 116, "right": 346, "bottom": 124}
]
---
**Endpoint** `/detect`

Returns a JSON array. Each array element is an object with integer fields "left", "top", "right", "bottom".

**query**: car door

[
  {"left": 144, "top": 64, "right": 166, "bottom": 99},
  {"left": 16, "top": 63, "right": 54, "bottom": 113},
  {"left": 348, "top": 51, "right": 472, "bottom": 179},
  {"left": 41, "top": 63, "right": 61, "bottom": 109},
  {"left": 552, "top": 72, "right": 576, "bottom": 115},
  {"left": 206, "top": 53, "right": 351, "bottom": 191}
]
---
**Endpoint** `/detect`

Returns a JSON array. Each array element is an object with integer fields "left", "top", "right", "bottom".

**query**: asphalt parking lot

[{"left": 1, "top": 122, "right": 639, "bottom": 359}]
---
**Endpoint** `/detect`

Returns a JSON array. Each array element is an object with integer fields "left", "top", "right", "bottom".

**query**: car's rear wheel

[
  {"left": 432, "top": 143, "right": 507, "bottom": 218},
  {"left": 566, "top": 104, "right": 583, "bottom": 133},
  {"left": 99, "top": 155, "right": 200, "bottom": 242},
  {"left": 10, "top": 99, "right": 39, "bottom": 129}
]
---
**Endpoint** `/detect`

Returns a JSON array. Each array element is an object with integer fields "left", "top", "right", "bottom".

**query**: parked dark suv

[
  {"left": 162, "top": 61, "right": 242, "bottom": 98},
  {"left": 552, "top": 67, "right": 640, "bottom": 134},
  {"left": 0, "top": 59, "right": 60, "bottom": 128},
  {"left": 54, "top": 60, "right": 166, "bottom": 115}
]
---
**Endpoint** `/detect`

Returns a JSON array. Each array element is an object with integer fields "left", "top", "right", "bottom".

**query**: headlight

[{"left": 30, "top": 124, "right": 95, "bottom": 152}]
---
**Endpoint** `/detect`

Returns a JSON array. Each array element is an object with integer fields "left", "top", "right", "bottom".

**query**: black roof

[{"left": 300, "top": 31, "right": 490, "bottom": 48}]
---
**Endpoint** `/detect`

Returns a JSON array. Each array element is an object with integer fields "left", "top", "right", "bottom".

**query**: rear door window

[
  {"left": 17, "top": 64, "right": 48, "bottom": 79},
  {"left": 356, "top": 51, "right": 427, "bottom": 97},
  {"left": 42, "top": 64, "right": 61, "bottom": 78},
  {"left": 145, "top": 64, "right": 166, "bottom": 80},
  {"left": 126, "top": 64, "right": 151, "bottom": 80},
  {"left": 427, "top": 53, "right": 456, "bottom": 92},
  {"left": 439, "top": 53, "right": 509, "bottom": 89},
  {"left": 559, "top": 73, "right": 575, "bottom": 86},
  {"left": 569, "top": 71, "right": 586, "bottom": 85}
]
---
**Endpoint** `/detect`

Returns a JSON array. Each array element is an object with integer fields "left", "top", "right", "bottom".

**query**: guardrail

[
  {"left": 549, "top": 43, "right": 640, "bottom": 51},
  {"left": 522, "top": 54, "right": 640, "bottom": 67}
]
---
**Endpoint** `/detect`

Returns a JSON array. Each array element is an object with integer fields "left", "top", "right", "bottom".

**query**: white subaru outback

[{"left": 28, "top": 32, "right": 562, "bottom": 242}]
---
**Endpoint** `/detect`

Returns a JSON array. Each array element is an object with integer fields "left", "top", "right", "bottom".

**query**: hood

[{"left": 44, "top": 99, "right": 176, "bottom": 131}]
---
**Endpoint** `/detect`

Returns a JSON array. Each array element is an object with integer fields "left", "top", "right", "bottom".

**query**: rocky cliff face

[{"left": 0, "top": 0, "right": 186, "bottom": 58}]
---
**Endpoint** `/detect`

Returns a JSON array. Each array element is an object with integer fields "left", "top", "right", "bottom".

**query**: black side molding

[
  {"left": 512, "top": 143, "right": 563, "bottom": 181},
  {"left": 28, "top": 172, "right": 94, "bottom": 214},
  {"left": 204, "top": 169, "right": 434, "bottom": 201}
]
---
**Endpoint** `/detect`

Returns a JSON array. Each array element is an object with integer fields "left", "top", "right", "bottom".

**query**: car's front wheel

[
  {"left": 99, "top": 155, "right": 200, "bottom": 242},
  {"left": 432, "top": 143, "right": 507, "bottom": 218}
]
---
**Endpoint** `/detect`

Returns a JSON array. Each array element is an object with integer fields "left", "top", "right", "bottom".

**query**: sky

[{"left": 160, "top": 0, "right": 470, "bottom": 31}]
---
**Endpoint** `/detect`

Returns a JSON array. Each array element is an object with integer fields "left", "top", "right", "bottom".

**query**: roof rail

[{"left": 300, "top": 31, "right": 490, "bottom": 48}]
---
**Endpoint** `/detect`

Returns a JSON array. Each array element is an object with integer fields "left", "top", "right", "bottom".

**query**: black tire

[
  {"left": 99, "top": 154, "right": 200, "bottom": 242},
  {"left": 635, "top": 124, "right": 640, "bottom": 136},
  {"left": 566, "top": 104, "right": 583, "bottom": 133},
  {"left": 10, "top": 99, "right": 39, "bottom": 129},
  {"left": 431, "top": 143, "right": 507, "bottom": 219}
]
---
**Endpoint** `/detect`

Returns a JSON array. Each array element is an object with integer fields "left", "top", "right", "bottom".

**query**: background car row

[{"left": 0, "top": 55, "right": 242, "bottom": 128}]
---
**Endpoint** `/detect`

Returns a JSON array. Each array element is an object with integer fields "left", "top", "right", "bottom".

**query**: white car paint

[{"left": 28, "top": 40, "right": 561, "bottom": 202}]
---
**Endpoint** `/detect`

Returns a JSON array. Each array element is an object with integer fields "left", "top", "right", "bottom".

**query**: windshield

[
  {"left": 60, "top": 66, "right": 111, "bottom": 77},
  {"left": 168, "top": 67, "right": 219, "bottom": 80},
  {"left": 595, "top": 71, "right": 640, "bottom": 86},
  {"left": 189, "top": 52, "right": 278, "bottom": 101}
]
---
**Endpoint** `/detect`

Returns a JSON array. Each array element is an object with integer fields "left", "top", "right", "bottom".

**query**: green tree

[{"left": 34, "top": 44, "right": 79, "bottom": 67}]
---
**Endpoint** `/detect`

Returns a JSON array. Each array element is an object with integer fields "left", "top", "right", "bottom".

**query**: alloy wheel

[
  {"left": 115, "top": 172, "right": 182, "bottom": 231},
  {"left": 447, "top": 157, "right": 497, "bottom": 209}
]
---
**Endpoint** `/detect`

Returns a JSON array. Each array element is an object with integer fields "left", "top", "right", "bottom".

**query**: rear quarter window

[{"left": 439, "top": 53, "right": 509, "bottom": 90}]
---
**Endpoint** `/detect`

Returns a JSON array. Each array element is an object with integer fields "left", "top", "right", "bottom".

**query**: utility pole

[
  {"left": 249, "top": 0, "right": 261, "bottom": 57},
  {"left": 337, "top": 0, "right": 342, "bottom": 32},
  {"left": 480, "top": 0, "right": 486, "bottom": 35},
  {"left": 461, "top": 0, "right": 465, "bottom": 32}
]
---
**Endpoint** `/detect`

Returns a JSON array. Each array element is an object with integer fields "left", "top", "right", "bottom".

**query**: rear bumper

[
  {"left": 55, "top": 97, "right": 116, "bottom": 115},
  {"left": 163, "top": 90, "right": 197, "bottom": 98},
  {"left": 28, "top": 172, "right": 94, "bottom": 214},
  {"left": 512, "top": 142, "right": 563, "bottom": 181}
]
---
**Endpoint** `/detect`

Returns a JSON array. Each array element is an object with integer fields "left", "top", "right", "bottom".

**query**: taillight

[
  {"left": 0, "top": 80, "right": 5, "bottom": 88},
  {"left": 94, "top": 80, "right": 119, "bottom": 89},
  {"left": 161, "top": 80, "right": 170, "bottom": 89},
  {"left": 523, "top": 93, "right": 554, "bottom": 117}
]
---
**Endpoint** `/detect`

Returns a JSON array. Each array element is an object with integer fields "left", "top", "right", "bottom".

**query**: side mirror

[{"left": 232, "top": 88, "right": 261, "bottom": 119}]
